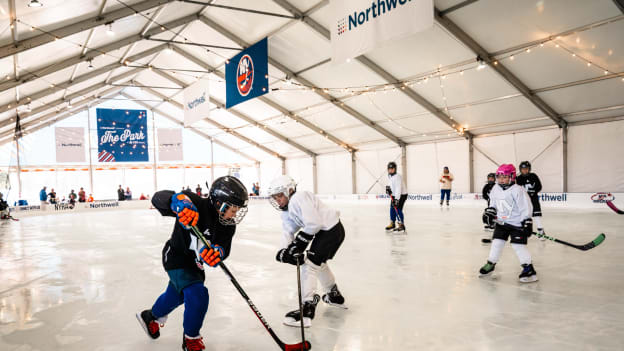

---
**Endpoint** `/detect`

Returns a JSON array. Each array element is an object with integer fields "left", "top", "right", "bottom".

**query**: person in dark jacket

[
  {"left": 516, "top": 161, "right": 545, "bottom": 239},
  {"left": 135, "top": 177, "right": 248, "bottom": 351},
  {"left": 482, "top": 173, "right": 496, "bottom": 231},
  {"left": 117, "top": 185, "right": 125, "bottom": 201}
]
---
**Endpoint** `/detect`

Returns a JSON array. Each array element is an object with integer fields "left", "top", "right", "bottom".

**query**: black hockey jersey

[
  {"left": 152, "top": 190, "right": 236, "bottom": 276},
  {"left": 482, "top": 183, "right": 495, "bottom": 204},
  {"left": 515, "top": 173, "right": 542, "bottom": 198}
]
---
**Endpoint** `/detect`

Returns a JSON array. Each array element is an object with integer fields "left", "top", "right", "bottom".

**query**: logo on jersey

[
  {"left": 237, "top": 54, "right": 254, "bottom": 97},
  {"left": 591, "top": 192, "right": 615, "bottom": 203}
]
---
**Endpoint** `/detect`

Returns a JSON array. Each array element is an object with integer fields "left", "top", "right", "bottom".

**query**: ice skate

[
  {"left": 322, "top": 284, "right": 348, "bottom": 309},
  {"left": 385, "top": 221, "right": 395, "bottom": 231},
  {"left": 182, "top": 334, "right": 205, "bottom": 351},
  {"left": 479, "top": 261, "right": 496, "bottom": 277},
  {"left": 519, "top": 264, "right": 538, "bottom": 283},
  {"left": 283, "top": 294, "right": 320, "bottom": 328},
  {"left": 136, "top": 309, "right": 163, "bottom": 339},
  {"left": 537, "top": 228, "right": 546, "bottom": 241}
]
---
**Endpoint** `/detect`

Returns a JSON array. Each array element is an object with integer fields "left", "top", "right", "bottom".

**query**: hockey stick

[
  {"left": 190, "top": 226, "right": 311, "bottom": 351},
  {"left": 295, "top": 253, "right": 306, "bottom": 347},
  {"left": 606, "top": 201, "right": 624, "bottom": 215},
  {"left": 533, "top": 231, "right": 606, "bottom": 251}
]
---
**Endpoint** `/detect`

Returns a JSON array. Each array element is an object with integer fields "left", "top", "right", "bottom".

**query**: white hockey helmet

[{"left": 267, "top": 175, "right": 297, "bottom": 210}]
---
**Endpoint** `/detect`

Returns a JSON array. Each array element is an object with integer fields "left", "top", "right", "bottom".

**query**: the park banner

[{"left": 96, "top": 108, "right": 148, "bottom": 162}]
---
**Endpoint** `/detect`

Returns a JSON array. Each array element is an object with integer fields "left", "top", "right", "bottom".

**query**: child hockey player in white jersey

[
  {"left": 385, "top": 161, "right": 407, "bottom": 232},
  {"left": 268, "top": 175, "right": 347, "bottom": 328},
  {"left": 480, "top": 164, "right": 538, "bottom": 283}
]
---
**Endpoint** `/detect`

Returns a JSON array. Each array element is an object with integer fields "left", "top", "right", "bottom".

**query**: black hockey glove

[
  {"left": 275, "top": 248, "right": 305, "bottom": 266},
  {"left": 385, "top": 186, "right": 392, "bottom": 196},
  {"left": 482, "top": 207, "right": 497, "bottom": 228},
  {"left": 291, "top": 232, "right": 314, "bottom": 253},
  {"left": 521, "top": 218, "right": 533, "bottom": 236},
  {"left": 391, "top": 198, "right": 399, "bottom": 207}
]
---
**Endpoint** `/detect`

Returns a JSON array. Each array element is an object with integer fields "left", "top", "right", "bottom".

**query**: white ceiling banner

[
  {"left": 331, "top": 0, "right": 433, "bottom": 64},
  {"left": 183, "top": 79, "right": 210, "bottom": 127},
  {"left": 158, "top": 128, "right": 183, "bottom": 161},
  {"left": 55, "top": 127, "right": 86, "bottom": 163}
]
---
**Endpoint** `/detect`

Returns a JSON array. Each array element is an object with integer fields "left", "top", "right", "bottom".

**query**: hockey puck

[{"left": 481, "top": 238, "right": 492, "bottom": 243}]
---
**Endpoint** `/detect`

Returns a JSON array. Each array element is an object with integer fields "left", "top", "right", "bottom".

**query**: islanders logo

[{"left": 237, "top": 54, "right": 254, "bottom": 96}]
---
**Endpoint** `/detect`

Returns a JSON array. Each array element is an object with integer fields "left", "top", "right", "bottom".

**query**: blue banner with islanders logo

[
  {"left": 96, "top": 108, "right": 148, "bottom": 162},
  {"left": 225, "top": 37, "right": 269, "bottom": 109}
]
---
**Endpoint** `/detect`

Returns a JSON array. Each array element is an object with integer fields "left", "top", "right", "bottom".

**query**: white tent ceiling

[{"left": 0, "top": 0, "right": 623, "bottom": 161}]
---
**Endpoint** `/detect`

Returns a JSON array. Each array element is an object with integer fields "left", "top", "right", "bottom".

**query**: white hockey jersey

[
  {"left": 280, "top": 190, "right": 340, "bottom": 248},
  {"left": 387, "top": 173, "right": 407, "bottom": 196},
  {"left": 489, "top": 183, "right": 533, "bottom": 227}
]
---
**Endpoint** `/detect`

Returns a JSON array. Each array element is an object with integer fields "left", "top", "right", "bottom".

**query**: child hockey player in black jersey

[
  {"left": 481, "top": 173, "right": 496, "bottom": 231},
  {"left": 136, "top": 176, "right": 248, "bottom": 351},
  {"left": 268, "top": 175, "right": 347, "bottom": 328},
  {"left": 516, "top": 161, "right": 546, "bottom": 240},
  {"left": 385, "top": 161, "right": 407, "bottom": 232},
  {"left": 479, "top": 164, "right": 538, "bottom": 283}
]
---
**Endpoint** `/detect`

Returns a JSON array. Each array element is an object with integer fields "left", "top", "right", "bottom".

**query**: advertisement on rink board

[
  {"left": 331, "top": 0, "right": 434, "bottom": 63},
  {"left": 96, "top": 108, "right": 149, "bottom": 162},
  {"left": 225, "top": 37, "right": 269, "bottom": 109}
]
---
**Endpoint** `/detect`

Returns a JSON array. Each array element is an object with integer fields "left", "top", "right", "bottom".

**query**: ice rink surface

[{"left": 1, "top": 200, "right": 623, "bottom": 351}]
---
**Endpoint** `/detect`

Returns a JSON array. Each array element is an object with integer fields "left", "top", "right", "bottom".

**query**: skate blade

[
  {"left": 519, "top": 275, "right": 539, "bottom": 283},
  {"left": 323, "top": 301, "right": 349, "bottom": 309},
  {"left": 135, "top": 313, "right": 152, "bottom": 339},
  {"left": 283, "top": 317, "right": 311, "bottom": 328},
  {"left": 479, "top": 272, "right": 498, "bottom": 280}
]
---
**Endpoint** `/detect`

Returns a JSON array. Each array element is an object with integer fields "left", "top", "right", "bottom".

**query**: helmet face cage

[
  {"left": 268, "top": 185, "right": 292, "bottom": 211},
  {"left": 217, "top": 201, "right": 248, "bottom": 225}
]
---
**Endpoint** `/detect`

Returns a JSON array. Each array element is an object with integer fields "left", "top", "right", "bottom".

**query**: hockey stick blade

[
  {"left": 534, "top": 232, "right": 606, "bottom": 251},
  {"left": 606, "top": 201, "right": 624, "bottom": 215},
  {"left": 190, "top": 226, "right": 311, "bottom": 350}
]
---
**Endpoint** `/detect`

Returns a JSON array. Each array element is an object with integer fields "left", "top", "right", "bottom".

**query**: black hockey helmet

[
  {"left": 208, "top": 176, "right": 249, "bottom": 225},
  {"left": 519, "top": 161, "right": 531, "bottom": 171},
  {"left": 487, "top": 172, "right": 496, "bottom": 179},
  {"left": 387, "top": 161, "right": 397, "bottom": 170}
]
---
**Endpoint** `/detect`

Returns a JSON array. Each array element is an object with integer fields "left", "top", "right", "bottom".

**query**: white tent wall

[
  {"left": 568, "top": 120, "right": 624, "bottom": 192},
  {"left": 316, "top": 152, "right": 353, "bottom": 194},
  {"left": 286, "top": 157, "right": 314, "bottom": 192},
  {"left": 259, "top": 158, "right": 283, "bottom": 195},
  {"left": 354, "top": 146, "right": 402, "bottom": 194},
  {"left": 473, "top": 128, "right": 563, "bottom": 192}
]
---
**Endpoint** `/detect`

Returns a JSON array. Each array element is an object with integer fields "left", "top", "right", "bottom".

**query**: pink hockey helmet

[{"left": 496, "top": 164, "right": 516, "bottom": 182}]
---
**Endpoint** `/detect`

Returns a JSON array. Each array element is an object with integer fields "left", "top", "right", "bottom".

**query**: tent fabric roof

[{"left": 1, "top": 0, "right": 623, "bottom": 160}]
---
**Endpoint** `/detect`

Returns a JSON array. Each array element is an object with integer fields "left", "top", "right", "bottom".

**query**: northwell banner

[
  {"left": 96, "top": 108, "right": 148, "bottom": 162},
  {"left": 331, "top": 0, "right": 433, "bottom": 63},
  {"left": 55, "top": 127, "right": 85, "bottom": 162}
]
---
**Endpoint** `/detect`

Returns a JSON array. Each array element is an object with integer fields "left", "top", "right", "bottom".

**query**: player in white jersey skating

[
  {"left": 268, "top": 175, "right": 347, "bottom": 328},
  {"left": 480, "top": 164, "right": 538, "bottom": 283}
]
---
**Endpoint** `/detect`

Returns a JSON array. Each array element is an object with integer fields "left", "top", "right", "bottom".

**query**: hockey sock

[
  {"left": 487, "top": 239, "right": 506, "bottom": 263},
  {"left": 389, "top": 205, "right": 396, "bottom": 222},
  {"left": 317, "top": 263, "right": 337, "bottom": 293},
  {"left": 182, "top": 282, "right": 209, "bottom": 337},
  {"left": 152, "top": 282, "right": 184, "bottom": 320},
  {"left": 533, "top": 216, "right": 543, "bottom": 229},
  {"left": 511, "top": 243, "right": 532, "bottom": 265},
  {"left": 301, "top": 262, "right": 320, "bottom": 303}
]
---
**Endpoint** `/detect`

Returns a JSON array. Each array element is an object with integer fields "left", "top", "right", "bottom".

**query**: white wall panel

[
  {"left": 286, "top": 157, "right": 314, "bottom": 193},
  {"left": 317, "top": 152, "right": 352, "bottom": 194},
  {"left": 260, "top": 159, "right": 283, "bottom": 195},
  {"left": 406, "top": 143, "right": 439, "bottom": 193},
  {"left": 569, "top": 120, "right": 624, "bottom": 192},
  {"left": 354, "top": 147, "right": 402, "bottom": 194},
  {"left": 435, "top": 140, "right": 470, "bottom": 193},
  {"left": 473, "top": 129, "right": 562, "bottom": 192}
]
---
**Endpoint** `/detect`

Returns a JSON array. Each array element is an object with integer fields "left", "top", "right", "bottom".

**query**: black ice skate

[
  {"left": 182, "top": 334, "right": 205, "bottom": 351},
  {"left": 283, "top": 294, "right": 320, "bottom": 328},
  {"left": 393, "top": 223, "right": 406, "bottom": 233},
  {"left": 385, "top": 221, "right": 395, "bottom": 231},
  {"left": 136, "top": 309, "right": 162, "bottom": 339},
  {"left": 322, "top": 284, "right": 348, "bottom": 309},
  {"left": 479, "top": 261, "right": 496, "bottom": 276},
  {"left": 519, "top": 264, "right": 538, "bottom": 283}
]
